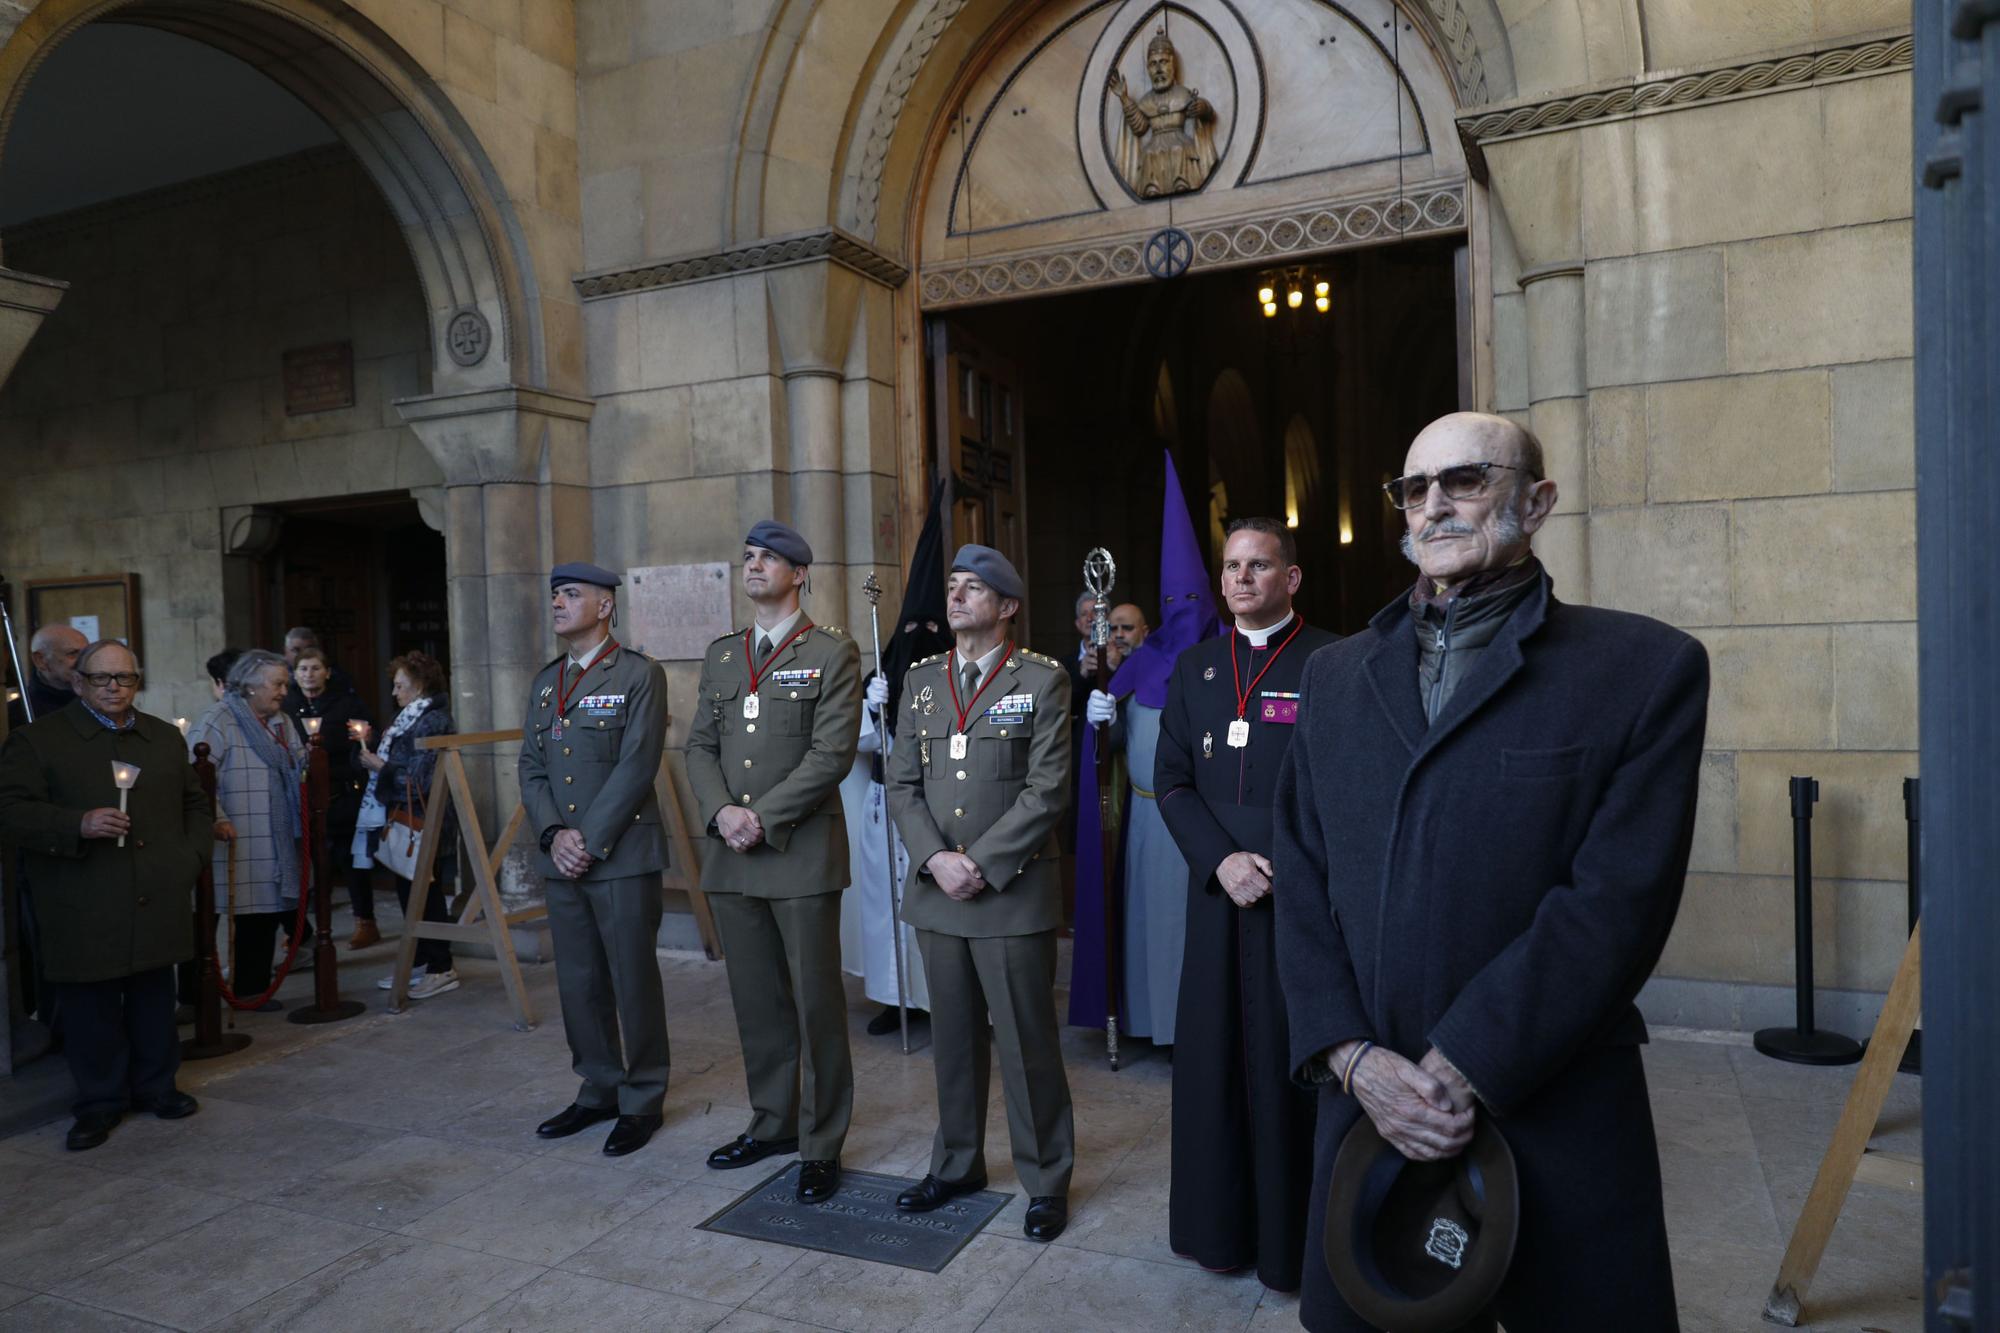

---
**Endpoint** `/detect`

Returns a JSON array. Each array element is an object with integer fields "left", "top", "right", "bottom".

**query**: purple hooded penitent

[{"left": 1069, "top": 449, "right": 1218, "bottom": 1032}]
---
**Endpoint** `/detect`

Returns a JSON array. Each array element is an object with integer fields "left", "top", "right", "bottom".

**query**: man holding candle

[{"left": 0, "top": 641, "right": 213, "bottom": 1150}]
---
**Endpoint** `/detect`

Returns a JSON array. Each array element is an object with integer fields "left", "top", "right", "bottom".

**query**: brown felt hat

[{"left": 1323, "top": 1113, "right": 1519, "bottom": 1332}]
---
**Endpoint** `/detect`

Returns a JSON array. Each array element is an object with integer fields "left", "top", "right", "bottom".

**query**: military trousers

[
  {"left": 709, "top": 890, "right": 853, "bottom": 1159},
  {"left": 544, "top": 874, "right": 671, "bottom": 1116},
  {"left": 915, "top": 928, "right": 1075, "bottom": 1198}
]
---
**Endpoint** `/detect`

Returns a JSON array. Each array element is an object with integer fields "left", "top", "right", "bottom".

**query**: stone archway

[{"left": 0, "top": 0, "right": 594, "bottom": 814}]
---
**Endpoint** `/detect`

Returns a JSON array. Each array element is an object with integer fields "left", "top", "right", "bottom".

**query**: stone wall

[
  {"left": 0, "top": 148, "right": 438, "bottom": 722},
  {"left": 1479, "top": 58, "right": 1916, "bottom": 1027}
]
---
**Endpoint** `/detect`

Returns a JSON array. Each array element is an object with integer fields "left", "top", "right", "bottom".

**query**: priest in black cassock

[{"left": 1155, "top": 516, "right": 1337, "bottom": 1292}]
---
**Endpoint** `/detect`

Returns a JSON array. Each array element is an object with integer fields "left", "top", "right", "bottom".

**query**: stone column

[
  {"left": 395, "top": 385, "right": 595, "bottom": 830},
  {"left": 0, "top": 266, "right": 63, "bottom": 1076},
  {"left": 765, "top": 262, "right": 865, "bottom": 629},
  {"left": 1481, "top": 137, "right": 1590, "bottom": 601}
]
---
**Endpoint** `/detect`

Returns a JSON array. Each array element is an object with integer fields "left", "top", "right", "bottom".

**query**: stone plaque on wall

[
  {"left": 624, "top": 563, "right": 733, "bottom": 660},
  {"left": 282, "top": 342, "right": 354, "bottom": 415}
]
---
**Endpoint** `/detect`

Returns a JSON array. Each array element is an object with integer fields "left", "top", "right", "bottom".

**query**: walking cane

[
  {"left": 861, "top": 573, "right": 912, "bottom": 1054},
  {"left": 0, "top": 576, "right": 32, "bottom": 724}
]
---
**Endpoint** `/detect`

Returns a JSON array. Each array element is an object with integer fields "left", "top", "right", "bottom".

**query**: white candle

[
  {"left": 174, "top": 717, "right": 188, "bottom": 736},
  {"left": 110, "top": 761, "right": 141, "bottom": 848},
  {"left": 302, "top": 715, "right": 323, "bottom": 739}
]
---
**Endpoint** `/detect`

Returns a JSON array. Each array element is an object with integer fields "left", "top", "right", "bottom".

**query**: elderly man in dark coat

[
  {"left": 1273, "top": 412, "right": 1709, "bottom": 1332},
  {"left": 0, "top": 641, "right": 213, "bottom": 1150}
]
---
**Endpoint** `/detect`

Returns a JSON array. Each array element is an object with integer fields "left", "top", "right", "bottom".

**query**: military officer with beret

[
  {"left": 886, "top": 544, "right": 1076, "bottom": 1242},
  {"left": 685, "top": 521, "right": 862, "bottom": 1203},
  {"left": 519, "top": 562, "right": 674, "bottom": 1157}
]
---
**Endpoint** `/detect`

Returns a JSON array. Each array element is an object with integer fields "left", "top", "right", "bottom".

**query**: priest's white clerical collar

[{"left": 1235, "top": 610, "right": 1295, "bottom": 649}]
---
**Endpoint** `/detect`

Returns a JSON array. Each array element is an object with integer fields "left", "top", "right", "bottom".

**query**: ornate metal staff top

[{"left": 1083, "top": 547, "right": 1117, "bottom": 648}]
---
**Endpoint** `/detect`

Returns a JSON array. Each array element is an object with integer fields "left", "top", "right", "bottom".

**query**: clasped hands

[
  {"left": 550, "top": 827, "right": 596, "bottom": 879},
  {"left": 1333, "top": 1040, "right": 1477, "bottom": 1162},
  {"left": 716, "top": 805, "right": 765, "bottom": 855},
  {"left": 1215, "top": 850, "right": 1273, "bottom": 907},
  {"left": 925, "top": 849, "right": 986, "bottom": 901}
]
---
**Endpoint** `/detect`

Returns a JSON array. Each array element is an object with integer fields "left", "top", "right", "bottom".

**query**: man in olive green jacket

[
  {"left": 519, "top": 562, "right": 673, "bottom": 1158},
  {"left": 685, "top": 520, "right": 862, "bottom": 1203},
  {"left": 887, "top": 544, "right": 1075, "bottom": 1242},
  {"left": 0, "top": 642, "right": 211, "bottom": 1150}
]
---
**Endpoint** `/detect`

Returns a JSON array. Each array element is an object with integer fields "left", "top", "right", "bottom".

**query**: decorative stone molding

[
  {"left": 849, "top": 0, "right": 1488, "bottom": 239},
  {"left": 1516, "top": 260, "right": 1583, "bottom": 288},
  {"left": 1457, "top": 34, "right": 1913, "bottom": 148},
  {"left": 573, "top": 228, "right": 908, "bottom": 301},
  {"left": 917, "top": 184, "right": 1465, "bottom": 309}
]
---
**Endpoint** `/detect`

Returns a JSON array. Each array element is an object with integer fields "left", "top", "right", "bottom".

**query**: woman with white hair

[{"left": 186, "top": 648, "right": 306, "bottom": 1011}]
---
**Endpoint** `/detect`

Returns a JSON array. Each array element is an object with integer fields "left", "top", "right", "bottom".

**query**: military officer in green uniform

[
  {"left": 886, "top": 544, "right": 1076, "bottom": 1242},
  {"left": 519, "top": 561, "right": 673, "bottom": 1158},
  {"left": 685, "top": 520, "right": 862, "bottom": 1204}
]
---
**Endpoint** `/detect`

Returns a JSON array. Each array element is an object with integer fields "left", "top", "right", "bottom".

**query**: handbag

[{"left": 378, "top": 776, "right": 426, "bottom": 880}]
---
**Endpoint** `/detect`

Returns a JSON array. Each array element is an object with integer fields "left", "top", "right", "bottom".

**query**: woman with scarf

[
  {"left": 350, "top": 651, "right": 459, "bottom": 1000},
  {"left": 186, "top": 649, "right": 307, "bottom": 1011}
]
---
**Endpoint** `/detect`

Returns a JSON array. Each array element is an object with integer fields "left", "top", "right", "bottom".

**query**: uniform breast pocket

[
  {"left": 979, "top": 725, "right": 1032, "bottom": 780},
  {"left": 772, "top": 679, "right": 822, "bottom": 736},
  {"left": 1500, "top": 745, "right": 1590, "bottom": 780},
  {"left": 585, "top": 712, "right": 628, "bottom": 759}
]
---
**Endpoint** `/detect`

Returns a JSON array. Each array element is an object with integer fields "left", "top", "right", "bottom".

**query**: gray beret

[
  {"left": 744, "top": 519, "right": 812, "bottom": 566},
  {"left": 549, "top": 561, "right": 622, "bottom": 591},
  {"left": 950, "top": 544, "right": 1024, "bottom": 602}
]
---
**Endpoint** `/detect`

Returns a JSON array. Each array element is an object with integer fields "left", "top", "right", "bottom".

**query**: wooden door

[{"left": 927, "top": 320, "right": 1030, "bottom": 618}]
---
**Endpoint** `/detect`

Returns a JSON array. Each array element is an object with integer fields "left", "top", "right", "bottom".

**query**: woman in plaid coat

[{"left": 186, "top": 649, "right": 305, "bottom": 1010}]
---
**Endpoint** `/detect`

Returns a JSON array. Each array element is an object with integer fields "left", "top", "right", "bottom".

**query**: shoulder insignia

[
  {"left": 814, "top": 624, "right": 849, "bottom": 639},
  {"left": 1019, "top": 650, "right": 1060, "bottom": 669},
  {"left": 711, "top": 628, "right": 744, "bottom": 646},
  {"left": 915, "top": 652, "right": 947, "bottom": 667}
]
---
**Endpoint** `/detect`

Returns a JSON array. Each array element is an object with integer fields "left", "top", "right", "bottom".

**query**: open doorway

[
  {"left": 243, "top": 493, "right": 446, "bottom": 721},
  {"left": 928, "top": 234, "right": 1464, "bottom": 657}
]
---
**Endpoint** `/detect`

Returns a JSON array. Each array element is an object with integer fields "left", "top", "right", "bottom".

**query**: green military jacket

[
  {"left": 0, "top": 705, "right": 213, "bottom": 983},
  {"left": 684, "top": 620, "right": 862, "bottom": 898},
  {"left": 518, "top": 641, "right": 670, "bottom": 880},
  {"left": 886, "top": 644, "right": 1071, "bottom": 937}
]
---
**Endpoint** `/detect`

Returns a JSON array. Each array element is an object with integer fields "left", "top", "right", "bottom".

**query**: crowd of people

[{"left": 0, "top": 409, "right": 1711, "bottom": 1331}]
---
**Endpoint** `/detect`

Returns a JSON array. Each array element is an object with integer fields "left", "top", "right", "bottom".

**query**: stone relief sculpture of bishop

[{"left": 1107, "top": 27, "right": 1219, "bottom": 198}]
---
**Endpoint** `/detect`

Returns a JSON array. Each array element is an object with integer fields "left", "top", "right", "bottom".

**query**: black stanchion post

[
  {"left": 183, "top": 742, "right": 250, "bottom": 1059},
  {"left": 288, "top": 721, "right": 364, "bottom": 1025},
  {"left": 1754, "top": 776, "right": 1863, "bottom": 1066},
  {"left": 1900, "top": 776, "right": 1921, "bottom": 1075}
]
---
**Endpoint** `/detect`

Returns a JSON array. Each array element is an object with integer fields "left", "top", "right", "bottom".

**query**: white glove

[
  {"left": 1086, "top": 689, "right": 1118, "bottom": 726},
  {"left": 866, "top": 676, "right": 890, "bottom": 710}
]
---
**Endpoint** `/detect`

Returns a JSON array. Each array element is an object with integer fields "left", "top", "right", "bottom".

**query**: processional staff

[
  {"left": 861, "top": 572, "right": 913, "bottom": 1055},
  {"left": 1083, "top": 546, "right": 1122, "bottom": 1072}
]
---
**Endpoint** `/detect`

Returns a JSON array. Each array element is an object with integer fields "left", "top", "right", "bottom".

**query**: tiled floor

[{"left": 0, "top": 912, "right": 1924, "bottom": 1332}]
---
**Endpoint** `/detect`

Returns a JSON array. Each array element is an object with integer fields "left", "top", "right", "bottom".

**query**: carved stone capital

[
  {"left": 0, "top": 266, "right": 67, "bottom": 393},
  {"left": 394, "top": 386, "right": 595, "bottom": 488}
]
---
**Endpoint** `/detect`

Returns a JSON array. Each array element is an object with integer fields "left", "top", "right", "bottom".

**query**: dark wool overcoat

[{"left": 1272, "top": 572, "right": 1709, "bottom": 1332}]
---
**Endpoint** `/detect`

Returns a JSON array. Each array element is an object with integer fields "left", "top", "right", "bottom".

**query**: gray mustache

[{"left": 1416, "top": 520, "right": 1476, "bottom": 542}]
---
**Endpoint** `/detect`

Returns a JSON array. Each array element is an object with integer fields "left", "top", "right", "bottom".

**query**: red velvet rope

[{"left": 205, "top": 776, "right": 315, "bottom": 1011}]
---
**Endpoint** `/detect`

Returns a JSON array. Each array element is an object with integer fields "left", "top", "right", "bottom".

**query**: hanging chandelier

[{"left": 1256, "top": 266, "right": 1330, "bottom": 317}]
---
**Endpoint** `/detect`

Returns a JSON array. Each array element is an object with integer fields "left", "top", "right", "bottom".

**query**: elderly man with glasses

[
  {"left": 0, "top": 642, "right": 212, "bottom": 1150},
  {"left": 1272, "top": 412, "right": 1711, "bottom": 1331}
]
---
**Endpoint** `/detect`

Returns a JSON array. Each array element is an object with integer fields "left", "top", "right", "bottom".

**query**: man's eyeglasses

[
  {"left": 80, "top": 673, "right": 143, "bottom": 689},
  {"left": 1382, "top": 461, "right": 1535, "bottom": 511}
]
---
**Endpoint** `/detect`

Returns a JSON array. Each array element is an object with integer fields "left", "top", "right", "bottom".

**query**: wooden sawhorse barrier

[
  {"left": 387, "top": 730, "right": 721, "bottom": 1030},
  {"left": 1763, "top": 924, "right": 1922, "bottom": 1325}
]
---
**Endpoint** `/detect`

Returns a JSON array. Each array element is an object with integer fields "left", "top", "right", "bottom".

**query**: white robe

[{"left": 838, "top": 704, "right": 930, "bottom": 1010}]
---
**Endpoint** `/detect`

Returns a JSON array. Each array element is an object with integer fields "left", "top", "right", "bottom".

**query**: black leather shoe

[
  {"left": 1023, "top": 1196, "right": 1068, "bottom": 1242},
  {"left": 707, "top": 1133, "right": 800, "bottom": 1169},
  {"left": 536, "top": 1103, "right": 618, "bottom": 1139},
  {"left": 797, "top": 1159, "right": 840, "bottom": 1203},
  {"left": 896, "top": 1172, "right": 987, "bottom": 1212},
  {"left": 138, "top": 1091, "right": 199, "bottom": 1120},
  {"left": 603, "top": 1114, "right": 663, "bottom": 1157},
  {"left": 65, "top": 1111, "right": 121, "bottom": 1152}
]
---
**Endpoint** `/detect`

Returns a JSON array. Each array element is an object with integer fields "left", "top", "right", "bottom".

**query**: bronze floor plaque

[{"left": 696, "top": 1164, "right": 1011, "bottom": 1272}]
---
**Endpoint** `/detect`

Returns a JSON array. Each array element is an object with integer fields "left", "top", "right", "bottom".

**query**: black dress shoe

[
  {"left": 896, "top": 1172, "right": 987, "bottom": 1212},
  {"left": 707, "top": 1133, "right": 800, "bottom": 1169},
  {"left": 536, "top": 1103, "right": 618, "bottom": 1139},
  {"left": 138, "top": 1091, "right": 199, "bottom": 1120},
  {"left": 603, "top": 1114, "right": 663, "bottom": 1157},
  {"left": 797, "top": 1159, "right": 840, "bottom": 1203},
  {"left": 1023, "top": 1196, "right": 1068, "bottom": 1242},
  {"left": 865, "top": 1005, "right": 928, "bottom": 1036},
  {"left": 65, "top": 1111, "right": 121, "bottom": 1152}
]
